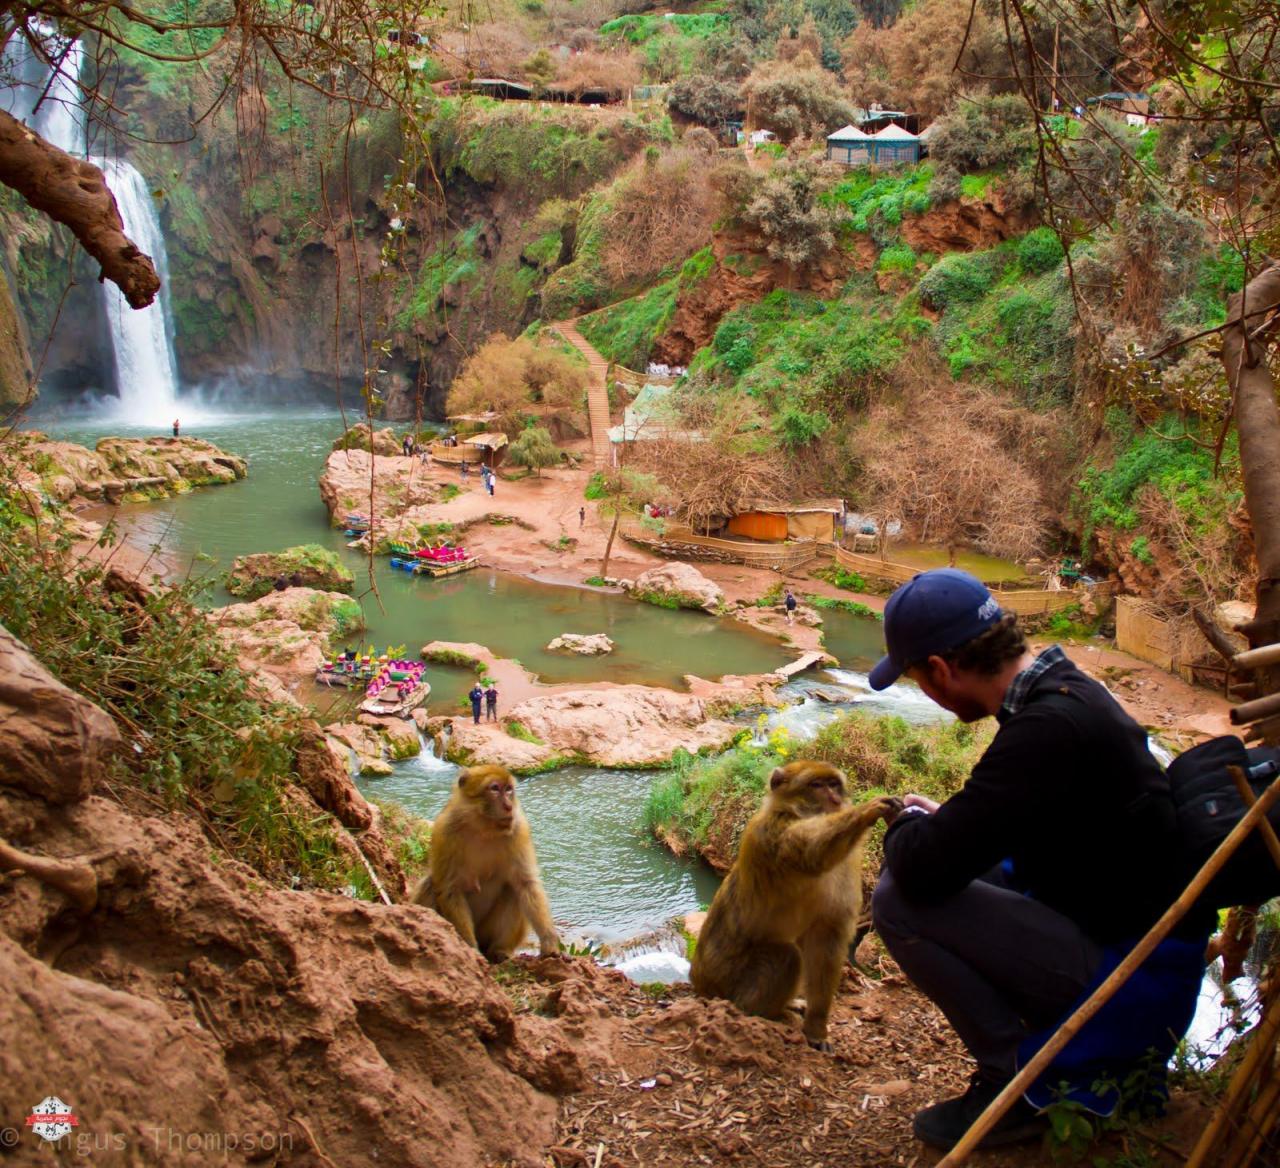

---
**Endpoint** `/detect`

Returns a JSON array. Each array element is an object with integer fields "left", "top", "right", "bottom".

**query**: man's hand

[{"left": 903, "top": 794, "right": 941, "bottom": 814}]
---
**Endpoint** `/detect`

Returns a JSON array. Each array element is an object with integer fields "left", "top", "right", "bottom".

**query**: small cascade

[{"left": 2, "top": 21, "right": 180, "bottom": 422}]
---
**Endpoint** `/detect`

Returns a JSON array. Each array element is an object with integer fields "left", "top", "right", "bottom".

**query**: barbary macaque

[
  {"left": 412, "top": 765, "right": 559, "bottom": 961},
  {"left": 690, "top": 760, "right": 900, "bottom": 1049}
]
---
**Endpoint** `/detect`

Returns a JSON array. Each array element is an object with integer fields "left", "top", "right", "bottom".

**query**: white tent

[{"left": 827, "top": 124, "right": 869, "bottom": 141}]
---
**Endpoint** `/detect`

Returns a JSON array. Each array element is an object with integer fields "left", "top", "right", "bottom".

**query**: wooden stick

[
  {"left": 1185, "top": 982, "right": 1280, "bottom": 1168},
  {"left": 1231, "top": 641, "right": 1280, "bottom": 670},
  {"left": 1230, "top": 690, "right": 1280, "bottom": 725},
  {"left": 1227, "top": 765, "right": 1280, "bottom": 871},
  {"left": 935, "top": 773, "right": 1280, "bottom": 1168}
]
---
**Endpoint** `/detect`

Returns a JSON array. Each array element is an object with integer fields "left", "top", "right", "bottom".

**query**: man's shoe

[{"left": 913, "top": 1074, "right": 1047, "bottom": 1151}]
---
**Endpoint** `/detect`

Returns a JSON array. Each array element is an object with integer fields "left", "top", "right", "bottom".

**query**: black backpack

[{"left": 1165, "top": 735, "right": 1280, "bottom": 910}]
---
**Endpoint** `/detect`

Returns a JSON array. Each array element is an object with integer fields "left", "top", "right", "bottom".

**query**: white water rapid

[{"left": 2, "top": 22, "right": 180, "bottom": 421}]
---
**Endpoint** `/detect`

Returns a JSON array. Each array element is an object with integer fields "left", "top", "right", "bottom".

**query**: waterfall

[
  {"left": 2, "top": 21, "right": 181, "bottom": 422},
  {"left": 96, "top": 157, "right": 180, "bottom": 421}
]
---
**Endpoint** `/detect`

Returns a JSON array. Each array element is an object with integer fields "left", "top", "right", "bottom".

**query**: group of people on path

[{"left": 468, "top": 682, "right": 499, "bottom": 723}]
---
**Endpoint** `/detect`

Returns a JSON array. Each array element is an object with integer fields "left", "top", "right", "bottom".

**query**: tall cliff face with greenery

[{"left": 3, "top": 0, "right": 1257, "bottom": 609}]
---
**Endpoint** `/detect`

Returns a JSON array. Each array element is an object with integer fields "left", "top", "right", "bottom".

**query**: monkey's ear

[
  {"left": 769, "top": 766, "right": 787, "bottom": 790},
  {"left": 456, "top": 769, "right": 469, "bottom": 788}
]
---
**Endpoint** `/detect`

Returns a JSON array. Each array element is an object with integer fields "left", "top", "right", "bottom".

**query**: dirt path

[{"left": 551, "top": 320, "right": 612, "bottom": 468}]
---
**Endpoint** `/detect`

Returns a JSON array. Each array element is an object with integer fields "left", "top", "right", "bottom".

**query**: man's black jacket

[{"left": 882, "top": 656, "right": 1206, "bottom": 944}]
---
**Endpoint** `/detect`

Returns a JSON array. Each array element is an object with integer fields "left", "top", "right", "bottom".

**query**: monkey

[
  {"left": 690, "top": 760, "right": 901, "bottom": 1050},
  {"left": 411, "top": 765, "right": 559, "bottom": 962}
]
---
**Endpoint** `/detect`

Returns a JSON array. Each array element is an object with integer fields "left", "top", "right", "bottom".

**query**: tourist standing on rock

[
  {"left": 486, "top": 470, "right": 495, "bottom": 497},
  {"left": 784, "top": 588, "right": 797, "bottom": 625},
  {"left": 867, "top": 569, "right": 1210, "bottom": 1152},
  {"left": 402, "top": 433, "right": 413, "bottom": 458},
  {"left": 461, "top": 461, "right": 469, "bottom": 481},
  {"left": 469, "top": 683, "right": 484, "bottom": 725},
  {"left": 172, "top": 418, "right": 180, "bottom": 437},
  {"left": 579, "top": 506, "right": 586, "bottom": 528},
  {"left": 485, "top": 683, "right": 498, "bottom": 722}
]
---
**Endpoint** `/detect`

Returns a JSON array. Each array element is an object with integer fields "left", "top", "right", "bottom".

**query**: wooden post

[{"left": 934, "top": 773, "right": 1280, "bottom": 1168}]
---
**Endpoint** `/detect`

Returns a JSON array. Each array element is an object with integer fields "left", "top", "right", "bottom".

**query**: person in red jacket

[{"left": 867, "top": 569, "right": 1202, "bottom": 1152}]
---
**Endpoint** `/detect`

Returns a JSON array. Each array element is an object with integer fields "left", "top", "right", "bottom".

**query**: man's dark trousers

[{"left": 872, "top": 867, "right": 1104, "bottom": 1081}]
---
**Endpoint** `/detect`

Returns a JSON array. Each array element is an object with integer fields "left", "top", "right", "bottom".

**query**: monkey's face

[
  {"left": 484, "top": 776, "right": 517, "bottom": 829},
  {"left": 769, "top": 761, "right": 849, "bottom": 816},
  {"left": 460, "top": 766, "right": 519, "bottom": 830}
]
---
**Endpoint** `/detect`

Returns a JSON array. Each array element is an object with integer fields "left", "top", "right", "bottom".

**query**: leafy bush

[
  {"left": 643, "top": 712, "right": 992, "bottom": 867},
  {"left": 877, "top": 242, "right": 918, "bottom": 274},
  {"left": 918, "top": 249, "right": 1003, "bottom": 308},
  {"left": 1017, "top": 227, "right": 1065, "bottom": 275},
  {"left": 0, "top": 497, "right": 348, "bottom": 887},
  {"left": 507, "top": 425, "right": 561, "bottom": 476}
]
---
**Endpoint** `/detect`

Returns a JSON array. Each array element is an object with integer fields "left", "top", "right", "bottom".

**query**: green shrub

[
  {"left": 877, "top": 243, "right": 918, "bottom": 274},
  {"left": 918, "top": 250, "right": 1001, "bottom": 309},
  {"left": 0, "top": 497, "right": 349, "bottom": 888},
  {"left": 1017, "top": 227, "right": 1065, "bottom": 274}
]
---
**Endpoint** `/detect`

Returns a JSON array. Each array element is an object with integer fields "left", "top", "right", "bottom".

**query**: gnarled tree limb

[
  {"left": 0, "top": 108, "right": 159, "bottom": 308},
  {"left": 0, "top": 835, "right": 97, "bottom": 911}
]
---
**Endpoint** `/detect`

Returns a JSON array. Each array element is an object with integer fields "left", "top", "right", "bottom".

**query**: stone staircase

[{"left": 552, "top": 320, "right": 611, "bottom": 469}]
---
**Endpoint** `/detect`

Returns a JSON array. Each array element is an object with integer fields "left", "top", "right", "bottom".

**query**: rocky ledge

[
  {"left": 318, "top": 447, "right": 439, "bottom": 534},
  {"left": 447, "top": 686, "right": 742, "bottom": 772},
  {"left": 2, "top": 433, "right": 247, "bottom": 508},
  {"left": 209, "top": 587, "right": 364, "bottom": 691},
  {"left": 226, "top": 544, "right": 355, "bottom": 599}
]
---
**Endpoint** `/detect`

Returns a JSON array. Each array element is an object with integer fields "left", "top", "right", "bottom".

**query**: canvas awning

[
  {"left": 872, "top": 123, "right": 919, "bottom": 141},
  {"left": 827, "top": 124, "right": 869, "bottom": 142},
  {"left": 464, "top": 431, "right": 509, "bottom": 450}
]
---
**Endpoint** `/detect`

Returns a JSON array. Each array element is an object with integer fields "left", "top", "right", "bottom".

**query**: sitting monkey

[
  {"left": 412, "top": 765, "right": 559, "bottom": 962},
  {"left": 690, "top": 760, "right": 900, "bottom": 1049}
]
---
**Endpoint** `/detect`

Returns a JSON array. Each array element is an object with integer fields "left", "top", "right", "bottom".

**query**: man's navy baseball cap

[{"left": 868, "top": 568, "right": 1004, "bottom": 691}]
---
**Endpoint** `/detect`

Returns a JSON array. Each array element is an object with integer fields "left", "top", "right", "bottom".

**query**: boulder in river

[
  {"left": 318, "top": 448, "right": 438, "bottom": 529},
  {"left": 545, "top": 633, "right": 615, "bottom": 655},
  {"left": 225, "top": 544, "right": 355, "bottom": 599},
  {"left": 332, "top": 423, "right": 402, "bottom": 457},
  {"left": 209, "top": 588, "right": 364, "bottom": 690},
  {"left": 627, "top": 562, "right": 724, "bottom": 614},
  {"left": 448, "top": 685, "right": 741, "bottom": 771},
  {"left": 0, "top": 432, "right": 246, "bottom": 507}
]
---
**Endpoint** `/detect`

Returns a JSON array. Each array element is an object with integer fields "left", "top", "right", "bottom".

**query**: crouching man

[{"left": 868, "top": 569, "right": 1206, "bottom": 1151}]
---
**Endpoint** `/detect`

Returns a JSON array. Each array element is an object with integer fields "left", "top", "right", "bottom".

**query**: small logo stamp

[{"left": 25, "top": 1096, "right": 78, "bottom": 1143}]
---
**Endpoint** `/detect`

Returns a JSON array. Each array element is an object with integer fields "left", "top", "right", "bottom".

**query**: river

[{"left": 35, "top": 407, "right": 940, "bottom": 940}]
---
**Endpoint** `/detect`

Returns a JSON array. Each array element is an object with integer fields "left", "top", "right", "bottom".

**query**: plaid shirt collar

[{"left": 998, "top": 644, "right": 1068, "bottom": 723}]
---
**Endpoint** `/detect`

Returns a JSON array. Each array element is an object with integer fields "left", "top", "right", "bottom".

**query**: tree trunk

[
  {"left": 1220, "top": 262, "right": 1280, "bottom": 725},
  {"left": 601, "top": 511, "right": 619, "bottom": 579},
  {"left": 0, "top": 109, "right": 159, "bottom": 308}
]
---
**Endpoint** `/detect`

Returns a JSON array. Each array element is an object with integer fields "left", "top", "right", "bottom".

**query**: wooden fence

[
  {"left": 620, "top": 520, "right": 822, "bottom": 570},
  {"left": 834, "top": 547, "right": 1087, "bottom": 616}
]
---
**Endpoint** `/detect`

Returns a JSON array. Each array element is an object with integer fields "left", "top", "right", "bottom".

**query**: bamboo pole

[
  {"left": 935, "top": 773, "right": 1280, "bottom": 1168},
  {"left": 1227, "top": 765, "right": 1280, "bottom": 870},
  {"left": 1232, "top": 642, "right": 1280, "bottom": 670},
  {"left": 1229, "top": 690, "right": 1280, "bottom": 725},
  {"left": 1220, "top": 1072, "right": 1280, "bottom": 1168},
  {"left": 1184, "top": 988, "right": 1280, "bottom": 1168}
]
